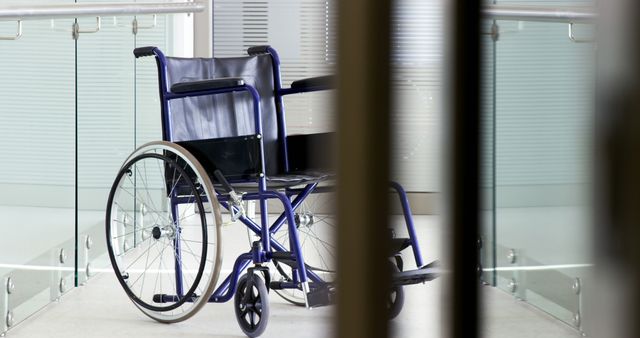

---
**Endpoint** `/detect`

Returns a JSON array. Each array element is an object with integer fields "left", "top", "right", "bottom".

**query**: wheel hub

[
  {"left": 152, "top": 226, "right": 162, "bottom": 239},
  {"left": 294, "top": 212, "right": 315, "bottom": 228},
  {"left": 151, "top": 225, "right": 175, "bottom": 240}
]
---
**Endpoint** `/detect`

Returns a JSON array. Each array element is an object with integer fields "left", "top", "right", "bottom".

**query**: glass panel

[
  {"left": 135, "top": 13, "right": 172, "bottom": 146},
  {"left": 0, "top": 1, "right": 76, "bottom": 333},
  {"left": 391, "top": 0, "right": 443, "bottom": 192},
  {"left": 483, "top": 9, "right": 596, "bottom": 335},
  {"left": 77, "top": 0, "right": 136, "bottom": 283}
]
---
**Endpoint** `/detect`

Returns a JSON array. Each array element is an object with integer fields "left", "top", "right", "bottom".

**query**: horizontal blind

[
  {"left": 481, "top": 20, "right": 496, "bottom": 190},
  {"left": 391, "top": 0, "right": 442, "bottom": 192},
  {"left": 492, "top": 1, "right": 594, "bottom": 187},
  {"left": 214, "top": 0, "right": 442, "bottom": 192},
  {"left": 0, "top": 13, "right": 75, "bottom": 188},
  {"left": 136, "top": 14, "right": 171, "bottom": 146},
  {"left": 214, "top": 0, "right": 336, "bottom": 136},
  {"left": 77, "top": 3, "right": 136, "bottom": 190}
]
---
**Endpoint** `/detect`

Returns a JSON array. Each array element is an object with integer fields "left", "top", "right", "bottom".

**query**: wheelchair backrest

[{"left": 163, "top": 54, "right": 280, "bottom": 176}]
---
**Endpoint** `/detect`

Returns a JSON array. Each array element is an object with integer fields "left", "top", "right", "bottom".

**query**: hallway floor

[{"left": 4, "top": 216, "right": 583, "bottom": 338}]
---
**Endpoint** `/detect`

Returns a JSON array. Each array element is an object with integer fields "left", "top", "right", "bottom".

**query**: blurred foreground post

[
  {"left": 335, "top": 0, "right": 392, "bottom": 338},
  {"left": 446, "top": 1, "right": 480, "bottom": 338},
  {"left": 594, "top": 1, "right": 640, "bottom": 337}
]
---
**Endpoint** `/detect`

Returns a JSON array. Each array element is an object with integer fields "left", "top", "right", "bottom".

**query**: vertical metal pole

[
  {"left": 335, "top": 0, "right": 391, "bottom": 337},
  {"left": 446, "top": 2, "right": 480, "bottom": 338},
  {"left": 171, "top": 200, "right": 184, "bottom": 297}
]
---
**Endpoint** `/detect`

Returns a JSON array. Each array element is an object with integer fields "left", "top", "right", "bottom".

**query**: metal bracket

[
  {"left": 229, "top": 191, "right": 246, "bottom": 222},
  {"left": 568, "top": 22, "right": 594, "bottom": 43},
  {"left": 0, "top": 20, "right": 22, "bottom": 41},
  {"left": 1, "top": 277, "right": 9, "bottom": 334},
  {"left": 247, "top": 266, "right": 271, "bottom": 292},
  {"left": 132, "top": 14, "right": 157, "bottom": 35},
  {"left": 485, "top": 21, "right": 500, "bottom": 42},
  {"left": 72, "top": 17, "right": 101, "bottom": 40}
]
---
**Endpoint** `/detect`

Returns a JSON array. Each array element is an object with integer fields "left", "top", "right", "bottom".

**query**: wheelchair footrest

[
  {"left": 389, "top": 237, "right": 412, "bottom": 255},
  {"left": 307, "top": 284, "right": 337, "bottom": 308},
  {"left": 392, "top": 260, "right": 440, "bottom": 287},
  {"left": 152, "top": 293, "right": 198, "bottom": 303},
  {"left": 270, "top": 251, "right": 298, "bottom": 267}
]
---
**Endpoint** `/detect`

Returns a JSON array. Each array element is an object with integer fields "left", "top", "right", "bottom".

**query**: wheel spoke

[
  {"left": 138, "top": 234, "right": 157, "bottom": 295},
  {"left": 122, "top": 239, "right": 160, "bottom": 272},
  {"left": 107, "top": 146, "right": 221, "bottom": 322},
  {"left": 249, "top": 311, "right": 256, "bottom": 327},
  {"left": 128, "top": 240, "right": 167, "bottom": 287},
  {"left": 303, "top": 228, "right": 332, "bottom": 270},
  {"left": 137, "top": 161, "right": 164, "bottom": 218},
  {"left": 111, "top": 224, "right": 156, "bottom": 240},
  {"left": 117, "top": 185, "right": 171, "bottom": 226}
]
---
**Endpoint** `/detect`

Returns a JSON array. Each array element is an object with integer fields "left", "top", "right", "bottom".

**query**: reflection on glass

[
  {"left": 481, "top": 14, "right": 595, "bottom": 335},
  {"left": 77, "top": 0, "right": 136, "bottom": 284},
  {"left": 0, "top": 2, "right": 76, "bottom": 332},
  {"left": 135, "top": 14, "right": 171, "bottom": 146}
]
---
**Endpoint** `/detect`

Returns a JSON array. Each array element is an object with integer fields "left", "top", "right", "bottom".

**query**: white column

[{"left": 193, "top": 0, "right": 213, "bottom": 57}]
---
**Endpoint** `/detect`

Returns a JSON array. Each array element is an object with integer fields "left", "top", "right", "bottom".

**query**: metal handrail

[
  {"left": 0, "top": 2, "right": 204, "bottom": 21},
  {"left": 482, "top": 4, "right": 597, "bottom": 24}
]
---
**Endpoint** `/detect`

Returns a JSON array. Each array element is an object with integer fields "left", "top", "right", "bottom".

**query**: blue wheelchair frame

[{"left": 137, "top": 46, "right": 426, "bottom": 306}]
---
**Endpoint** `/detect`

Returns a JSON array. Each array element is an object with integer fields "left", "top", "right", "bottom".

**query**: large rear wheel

[{"left": 106, "top": 141, "right": 223, "bottom": 323}]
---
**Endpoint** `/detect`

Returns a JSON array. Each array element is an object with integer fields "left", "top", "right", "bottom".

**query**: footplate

[
  {"left": 307, "top": 284, "right": 337, "bottom": 308},
  {"left": 152, "top": 293, "right": 199, "bottom": 303},
  {"left": 392, "top": 260, "right": 440, "bottom": 287},
  {"left": 389, "top": 237, "right": 412, "bottom": 255}
]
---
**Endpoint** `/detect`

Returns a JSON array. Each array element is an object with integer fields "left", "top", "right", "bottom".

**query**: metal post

[
  {"left": 446, "top": 2, "right": 480, "bottom": 338},
  {"left": 335, "top": 0, "right": 391, "bottom": 337}
]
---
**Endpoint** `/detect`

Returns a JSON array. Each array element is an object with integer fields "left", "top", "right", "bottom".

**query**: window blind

[
  {"left": 491, "top": 0, "right": 594, "bottom": 197},
  {"left": 214, "top": 0, "right": 442, "bottom": 192}
]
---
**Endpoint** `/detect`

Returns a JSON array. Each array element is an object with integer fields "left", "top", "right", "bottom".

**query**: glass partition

[
  {"left": 77, "top": 0, "right": 137, "bottom": 284},
  {"left": 0, "top": 1, "right": 76, "bottom": 333},
  {"left": 480, "top": 2, "right": 596, "bottom": 334},
  {"left": 135, "top": 13, "right": 173, "bottom": 146},
  {"left": 0, "top": 2, "right": 186, "bottom": 333}
]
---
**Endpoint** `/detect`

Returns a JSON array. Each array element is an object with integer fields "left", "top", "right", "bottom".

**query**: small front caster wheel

[
  {"left": 235, "top": 274, "right": 270, "bottom": 337},
  {"left": 388, "top": 263, "right": 405, "bottom": 319}
]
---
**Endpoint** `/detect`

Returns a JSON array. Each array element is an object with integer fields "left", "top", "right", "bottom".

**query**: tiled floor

[
  {"left": 481, "top": 287, "right": 581, "bottom": 338},
  {"left": 3, "top": 216, "right": 583, "bottom": 338}
]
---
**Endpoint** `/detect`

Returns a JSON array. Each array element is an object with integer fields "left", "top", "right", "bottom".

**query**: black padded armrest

[
  {"left": 290, "top": 75, "right": 334, "bottom": 90},
  {"left": 133, "top": 46, "right": 158, "bottom": 58},
  {"left": 247, "top": 45, "right": 271, "bottom": 55},
  {"left": 171, "top": 77, "right": 245, "bottom": 94}
]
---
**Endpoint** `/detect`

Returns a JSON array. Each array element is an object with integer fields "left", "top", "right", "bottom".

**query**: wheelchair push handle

[{"left": 133, "top": 46, "right": 158, "bottom": 58}]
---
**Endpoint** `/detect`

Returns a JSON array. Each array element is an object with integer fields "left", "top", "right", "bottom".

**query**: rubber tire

[
  {"left": 388, "top": 263, "right": 405, "bottom": 319},
  {"left": 106, "top": 153, "right": 207, "bottom": 313},
  {"left": 106, "top": 141, "right": 224, "bottom": 324},
  {"left": 235, "top": 274, "right": 270, "bottom": 337}
]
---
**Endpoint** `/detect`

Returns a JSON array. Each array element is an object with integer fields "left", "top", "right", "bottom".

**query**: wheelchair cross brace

[
  {"left": 172, "top": 183, "right": 321, "bottom": 306},
  {"left": 170, "top": 179, "right": 429, "bottom": 304}
]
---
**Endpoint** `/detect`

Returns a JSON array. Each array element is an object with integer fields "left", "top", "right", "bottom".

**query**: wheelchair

[{"left": 105, "top": 45, "right": 439, "bottom": 337}]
